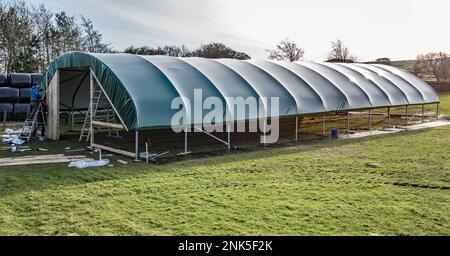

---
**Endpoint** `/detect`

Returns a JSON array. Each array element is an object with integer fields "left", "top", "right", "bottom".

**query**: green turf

[
  {"left": 436, "top": 93, "right": 450, "bottom": 116},
  {"left": 0, "top": 94, "right": 449, "bottom": 236}
]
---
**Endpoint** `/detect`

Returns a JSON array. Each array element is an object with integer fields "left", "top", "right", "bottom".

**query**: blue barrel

[{"left": 331, "top": 128, "right": 339, "bottom": 138}]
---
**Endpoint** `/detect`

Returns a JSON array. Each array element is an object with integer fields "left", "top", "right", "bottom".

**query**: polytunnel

[{"left": 42, "top": 51, "right": 440, "bottom": 158}]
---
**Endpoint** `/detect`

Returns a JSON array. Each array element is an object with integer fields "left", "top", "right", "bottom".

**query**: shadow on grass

[{"left": 0, "top": 127, "right": 433, "bottom": 197}]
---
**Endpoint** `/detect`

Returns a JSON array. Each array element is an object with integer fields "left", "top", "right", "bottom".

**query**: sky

[{"left": 27, "top": 0, "right": 450, "bottom": 61}]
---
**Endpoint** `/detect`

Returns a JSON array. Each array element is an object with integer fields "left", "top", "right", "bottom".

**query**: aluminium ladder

[
  {"left": 19, "top": 102, "right": 46, "bottom": 142},
  {"left": 79, "top": 86, "right": 103, "bottom": 142},
  {"left": 105, "top": 106, "right": 121, "bottom": 138},
  {"left": 79, "top": 84, "right": 121, "bottom": 142}
]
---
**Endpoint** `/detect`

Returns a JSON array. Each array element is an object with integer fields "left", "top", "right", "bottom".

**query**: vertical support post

[
  {"left": 387, "top": 107, "right": 391, "bottom": 128},
  {"left": 45, "top": 71, "right": 48, "bottom": 90},
  {"left": 71, "top": 112, "right": 75, "bottom": 129},
  {"left": 135, "top": 130, "right": 139, "bottom": 160},
  {"left": 45, "top": 72, "right": 48, "bottom": 122},
  {"left": 227, "top": 122, "right": 231, "bottom": 150},
  {"left": 40, "top": 101, "right": 47, "bottom": 133},
  {"left": 368, "top": 109, "right": 372, "bottom": 132},
  {"left": 106, "top": 106, "right": 111, "bottom": 136},
  {"left": 436, "top": 103, "right": 440, "bottom": 121},
  {"left": 90, "top": 71, "right": 94, "bottom": 147},
  {"left": 295, "top": 116, "right": 299, "bottom": 141},
  {"left": 145, "top": 142, "right": 149, "bottom": 163},
  {"left": 184, "top": 124, "right": 188, "bottom": 154},
  {"left": 47, "top": 70, "right": 60, "bottom": 140},
  {"left": 405, "top": 105, "right": 408, "bottom": 127},
  {"left": 263, "top": 120, "right": 267, "bottom": 146},
  {"left": 45, "top": 71, "right": 49, "bottom": 90},
  {"left": 322, "top": 113, "right": 326, "bottom": 137},
  {"left": 346, "top": 111, "right": 350, "bottom": 137},
  {"left": 422, "top": 104, "right": 425, "bottom": 123}
]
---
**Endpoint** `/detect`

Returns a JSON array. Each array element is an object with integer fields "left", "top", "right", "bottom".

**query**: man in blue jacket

[
  {"left": 28, "top": 82, "right": 45, "bottom": 137},
  {"left": 29, "top": 82, "right": 43, "bottom": 118}
]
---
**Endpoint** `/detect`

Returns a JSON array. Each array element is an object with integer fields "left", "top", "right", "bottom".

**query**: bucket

[{"left": 331, "top": 128, "right": 339, "bottom": 138}]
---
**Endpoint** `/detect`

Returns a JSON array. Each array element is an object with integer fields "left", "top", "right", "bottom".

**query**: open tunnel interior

[{"left": 59, "top": 68, "right": 91, "bottom": 112}]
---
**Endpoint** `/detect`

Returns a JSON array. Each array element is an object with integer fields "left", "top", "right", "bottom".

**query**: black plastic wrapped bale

[
  {"left": 0, "top": 73, "right": 7, "bottom": 87},
  {"left": 31, "top": 73, "right": 43, "bottom": 85},
  {"left": 0, "top": 103, "right": 13, "bottom": 121},
  {"left": 8, "top": 73, "right": 32, "bottom": 88},
  {"left": 0, "top": 87, "right": 19, "bottom": 103},
  {"left": 19, "top": 88, "right": 32, "bottom": 103},
  {"left": 13, "top": 103, "right": 30, "bottom": 121}
]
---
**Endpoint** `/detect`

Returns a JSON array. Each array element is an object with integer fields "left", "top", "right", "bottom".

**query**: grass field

[{"left": 0, "top": 95, "right": 449, "bottom": 236}]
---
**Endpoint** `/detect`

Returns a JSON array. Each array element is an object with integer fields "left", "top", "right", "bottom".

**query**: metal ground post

[
  {"left": 227, "top": 122, "right": 231, "bottom": 150},
  {"left": 436, "top": 103, "right": 440, "bottom": 121},
  {"left": 184, "top": 124, "right": 188, "bottom": 154},
  {"left": 387, "top": 107, "right": 391, "bottom": 128},
  {"left": 90, "top": 72, "right": 94, "bottom": 147},
  {"left": 135, "top": 130, "right": 139, "bottom": 160},
  {"left": 405, "top": 105, "right": 409, "bottom": 127},
  {"left": 322, "top": 113, "right": 326, "bottom": 136},
  {"left": 422, "top": 104, "right": 425, "bottom": 123},
  {"left": 346, "top": 111, "right": 350, "bottom": 136},
  {"left": 263, "top": 120, "right": 267, "bottom": 145}
]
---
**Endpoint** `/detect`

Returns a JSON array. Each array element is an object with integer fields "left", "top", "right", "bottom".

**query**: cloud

[
  {"left": 27, "top": 0, "right": 450, "bottom": 60},
  {"left": 67, "top": 0, "right": 266, "bottom": 57}
]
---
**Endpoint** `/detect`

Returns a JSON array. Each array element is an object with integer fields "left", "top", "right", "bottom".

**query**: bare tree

[
  {"left": 327, "top": 39, "right": 358, "bottom": 63},
  {"left": 192, "top": 43, "right": 250, "bottom": 59},
  {"left": 53, "top": 11, "right": 82, "bottom": 56},
  {"left": 124, "top": 46, "right": 166, "bottom": 55},
  {"left": 414, "top": 52, "right": 450, "bottom": 82},
  {"left": 125, "top": 43, "right": 250, "bottom": 59},
  {"left": 0, "top": 1, "right": 112, "bottom": 73},
  {"left": 162, "top": 45, "right": 191, "bottom": 57},
  {"left": 124, "top": 45, "right": 190, "bottom": 57},
  {"left": 268, "top": 38, "right": 304, "bottom": 62},
  {"left": 34, "top": 4, "right": 55, "bottom": 71},
  {"left": 80, "top": 16, "right": 111, "bottom": 53},
  {"left": 0, "top": 0, "right": 35, "bottom": 72}
]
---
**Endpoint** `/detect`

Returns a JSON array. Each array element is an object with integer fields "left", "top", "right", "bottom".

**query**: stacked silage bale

[{"left": 0, "top": 73, "right": 43, "bottom": 122}]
